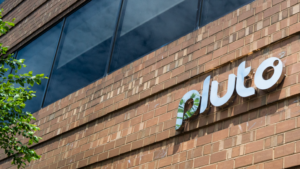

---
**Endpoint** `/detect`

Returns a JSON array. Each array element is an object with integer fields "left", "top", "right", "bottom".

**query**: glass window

[
  {"left": 0, "top": 0, "right": 4, "bottom": 4},
  {"left": 43, "top": 0, "right": 121, "bottom": 107},
  {"left": 109, "top": 0, "right": 199, "bottom": 73},
  {"left": 200, "top": 0, "right": 254, "bottom": 26},
  {"left": 16, "top": 21, "right": 64, "bottom": 113}
]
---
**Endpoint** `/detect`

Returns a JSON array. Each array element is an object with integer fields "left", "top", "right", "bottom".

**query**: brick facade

[{"left": 1, "top": 0, "right": 300, "bottom": 168}]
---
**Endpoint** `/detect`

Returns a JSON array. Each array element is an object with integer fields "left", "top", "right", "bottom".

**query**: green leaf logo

[{"left": 175, "top": 90, "right": 201, "bottom": 131}]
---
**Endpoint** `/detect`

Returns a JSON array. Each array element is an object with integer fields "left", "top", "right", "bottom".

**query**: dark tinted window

[
  {"left": 16, "top": 21, "right": 63, "bottom": 113},
  {"left": 43, "top": 0, "right": 121, "bottom": 106},
  {"left": 200, "top": 0, "right": 254, "bottom": 26},
  {"left": 109, "top": 0, "right": 199, "bottom": 73}
]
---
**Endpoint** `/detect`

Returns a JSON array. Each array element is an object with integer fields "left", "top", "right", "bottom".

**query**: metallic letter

[
  {"left": 210, "top": 74, "right": 236, "bottom": 107},
  {"left": 236, "top": 61, "right": 255, "bottom": 98},
  {"left": 254, "top": 57, "right": 285, "bottom": 92},
  {"left": 200, "top": 75, "right": 211, "bottom": 114},
  {"left": 175, "top": 90, "right": 201, "bottom": 131}
]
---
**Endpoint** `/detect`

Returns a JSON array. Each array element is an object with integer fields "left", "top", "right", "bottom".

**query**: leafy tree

[{"left": 0, "top": 9, "right": 45, "bottom": 168}]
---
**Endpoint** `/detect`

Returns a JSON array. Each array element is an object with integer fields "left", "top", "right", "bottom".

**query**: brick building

[{"left": 0, "top": 0, "right": 300, "bottom": 168}]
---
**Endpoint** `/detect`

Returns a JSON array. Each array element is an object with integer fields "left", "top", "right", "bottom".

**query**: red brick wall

[{"left": 2, "top": 0, "right": 300, "bottom": 168}]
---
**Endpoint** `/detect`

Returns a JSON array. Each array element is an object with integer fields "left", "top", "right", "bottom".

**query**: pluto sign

[{"left": 175, "top": 57, "right": 285, "bottom": 131}]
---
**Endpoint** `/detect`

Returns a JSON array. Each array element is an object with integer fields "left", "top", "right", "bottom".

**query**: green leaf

[
  {"left": 8, "top": 74, "right": 13, "bottom": 79},
  {"left": 6, "top": 22, "right": 14, "bottom": 27}
]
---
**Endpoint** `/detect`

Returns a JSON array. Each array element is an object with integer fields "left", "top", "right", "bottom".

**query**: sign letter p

[{"left": 175, "top": 90, "right": 200, "bottom": 131}]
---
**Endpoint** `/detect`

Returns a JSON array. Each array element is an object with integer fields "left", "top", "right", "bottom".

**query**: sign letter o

[{"left": 254, "top": 57, "right": 285, "bottom": 92}]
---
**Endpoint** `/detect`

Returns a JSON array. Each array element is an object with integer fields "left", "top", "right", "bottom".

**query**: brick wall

[{"left": 1, "top": 0, "right": 300, "bottom": 168}]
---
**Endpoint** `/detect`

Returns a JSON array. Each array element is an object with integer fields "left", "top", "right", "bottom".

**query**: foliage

[{"left": 0, "top": 9, "right": 45, "bottom": 168}]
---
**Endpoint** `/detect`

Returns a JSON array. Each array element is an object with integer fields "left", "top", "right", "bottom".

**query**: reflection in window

[
  {"left": 200, "top": 0, "right": 254, "bottom": 26},
  {"left": 109, "top": 0, "right": 199, "bottom": 73},
  {"left": 16, "top": 21, "right": 63, "bottom": 113},
  {"left": 43, "top": 0, "right": 121, "bottom": 107}
]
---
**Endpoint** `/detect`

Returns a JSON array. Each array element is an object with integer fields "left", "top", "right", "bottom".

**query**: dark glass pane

[
  {"left": 0, "top": 0, "right": 4, "bottom": 4},
  {"left": 200, "top": 0, "right": 254, "bottom": 26},
  {"left": 16, "top": 21, "right": 63, "bottom": 113},
  {"left": 43, "top": 0, "right": 121, "bottom": 106},
  {"left": 109, "top": 0, "right": 199, "bottom": 73}
]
